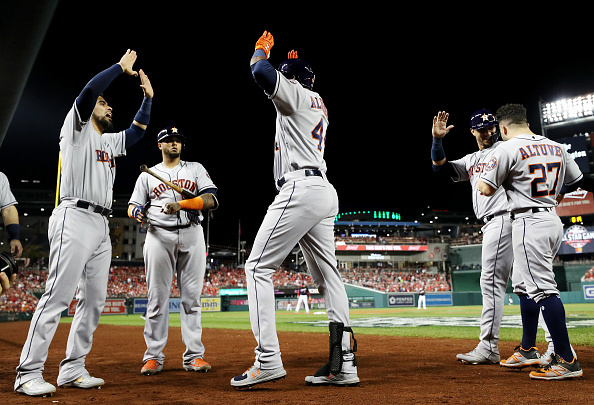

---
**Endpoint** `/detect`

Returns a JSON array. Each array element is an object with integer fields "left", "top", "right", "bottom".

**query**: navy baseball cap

[
  {"left": 470, "top": 109, "right": 498, "bottom": 129},
  {"left": 157, "top": 126, "right": 186, "bottom": 142}
]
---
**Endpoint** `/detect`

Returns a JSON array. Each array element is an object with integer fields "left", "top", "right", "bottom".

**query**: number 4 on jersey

[{"left": 312, "top": 118, "right": 326, "bottom": 152}]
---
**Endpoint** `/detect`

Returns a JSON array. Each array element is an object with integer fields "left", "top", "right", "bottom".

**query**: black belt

[
  {"left": 482, "top": 211, "right": 507, "bottom": 224},
  {"left": 277, "top": 169, "right": 322, "bottom": 188},
  {"left": 157, "top": 223, "right": 194, "bottom": 231},
  {"left": 76, "top": 200, "right": 112, "bottom": 216},
  {"left": 510, "top": 207, "right": 552, "bottom": 220}
]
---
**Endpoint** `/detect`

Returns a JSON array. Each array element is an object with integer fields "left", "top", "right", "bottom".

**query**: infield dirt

[{"left": 2, "top": 321, "right": 593, "bottom": 404}]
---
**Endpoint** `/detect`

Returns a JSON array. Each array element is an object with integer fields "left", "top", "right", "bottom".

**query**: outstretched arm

[
  {"left": 431, "top": 111, "right": 454, "bottom": 166},
  {"left": 250, "top": 31, "right": 277, "bottom": 95},
  {"left": 125, "top": 69, "right": 154, "bottom": 148},
  {"left": 76, "top": 49, "right": 139, "bottom": 121}
]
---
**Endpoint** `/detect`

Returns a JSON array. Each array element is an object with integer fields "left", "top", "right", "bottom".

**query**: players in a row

[{"left": 12, "top": 30, "right": 358, "bottom": 398}]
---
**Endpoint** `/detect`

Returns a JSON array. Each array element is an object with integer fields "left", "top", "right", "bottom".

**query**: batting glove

[
  {"left": 255, "top": 31, "right": 274, "bottom": 58},
  {"left": 127, "top": 204, "right": 145, "bottom": 223}
]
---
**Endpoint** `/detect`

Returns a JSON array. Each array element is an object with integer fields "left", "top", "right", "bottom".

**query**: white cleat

[{"left": 16, "top": 378, "right": 56, "bottom": 397}]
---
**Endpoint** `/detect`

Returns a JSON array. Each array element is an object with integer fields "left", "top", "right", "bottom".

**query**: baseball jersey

[
  {"left": 128, "top": 161, "right": 216, "bottom": 228},
  {"left": 0, "top": 172, "right": 17, "bottom": 210},
  {"left": 59, "top": 101, "right": 126, "bottom": 208},
  {"left": 270, "top": 71, "right": 328, "bottom": 188},
  {"left": 449, "top": 142, "right": 509, "bottom": 220},
  {"left": 480, "top": 134, "right": 583, "bottom": 211},
  {"left": 298, "top": 286, "right": 309, "bottom": 296}
]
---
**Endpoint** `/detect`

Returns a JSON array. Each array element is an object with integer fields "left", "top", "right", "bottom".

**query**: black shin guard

[
  {"left": 329, "top": 322, "right": 344, "bottom": 375},
  {"left": 314, "top": 323, "right": 358, "bottom": 377}
]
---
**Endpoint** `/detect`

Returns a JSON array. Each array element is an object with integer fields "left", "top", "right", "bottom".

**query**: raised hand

[
  {"left": 255, "top": 31, "right": 274, "bottom": 58},
  {"left": 118, "top": 49, "right": 139, "bottom": 77},
  {"left": 432, "top": 111, "right": 454, "bottom": 139},
  {"left": 139, "top": 69, "right": 153, "bottom": 98}
]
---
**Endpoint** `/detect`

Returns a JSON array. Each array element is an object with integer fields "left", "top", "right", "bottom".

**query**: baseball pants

[
  {"left": 511, "top": 210, "right": 562, "bottom": 303},
  {"left": 142, "top": 224, "right": 206, "bottom": 365},
  {"left": 476, "top": 214, "right": 513, "bottom": 359},
  {"left": 15, "top": 204, "right": 111, "bottom": 389},
  {"left": 295, "top": 294, "right": 309, "bottom": 313},
  {"left": 245, "top": 176, "right": 351, "bottom": 370}
]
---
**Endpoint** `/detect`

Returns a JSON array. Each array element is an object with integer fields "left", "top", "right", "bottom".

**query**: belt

[
  {"left": 156, "top": 223, "right": 194, "bottom": 231},
  {"left": 510, "top": 207, "right": 552, "bottom": 220},
  {"left": 277, "top": 169, "right": 323, "bottom": 188},
  {"left": 482, "top": 211, "right": 507, "bottom": 224},
  {"left": 76, "top": 200, "right": 112, "bottom": 216}
]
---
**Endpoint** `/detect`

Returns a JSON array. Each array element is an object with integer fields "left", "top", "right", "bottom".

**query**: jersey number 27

[{"left": 529, "top": 162, "right": 561, "bottom": 197}]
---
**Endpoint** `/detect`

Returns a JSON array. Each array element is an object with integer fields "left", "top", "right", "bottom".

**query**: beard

[
  {"left": 165, "top": 150, "right": 181, "bottom": 159},
  {"left": 92, "top": 113, "right": 113, "bottom": 132}
]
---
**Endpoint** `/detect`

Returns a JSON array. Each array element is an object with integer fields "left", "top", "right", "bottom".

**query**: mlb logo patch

[{"left": 584, "top": 284, "right": 594, "bottom": 300}]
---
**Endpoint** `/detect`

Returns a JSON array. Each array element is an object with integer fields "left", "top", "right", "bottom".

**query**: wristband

[
  {"left": 178, "top": 196, "right": 204, "bottom": 210},
  {"left": 134, "top": 97, "right": 152, "bottom": 126},
  {"left": 431, "top": 137, "right": 446, "bottom": 162},
  {"left": 6, "top": 223, "right": 20, "bottom": 241}
]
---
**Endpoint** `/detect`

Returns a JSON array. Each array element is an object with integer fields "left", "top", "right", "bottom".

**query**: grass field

[{"left": 61, "top": 303, "right": 594, "bottom": 347}]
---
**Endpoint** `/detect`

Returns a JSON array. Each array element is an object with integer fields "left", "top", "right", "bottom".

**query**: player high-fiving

[{"left": 230, "top": 31, "right": 358, "bottom": 390}]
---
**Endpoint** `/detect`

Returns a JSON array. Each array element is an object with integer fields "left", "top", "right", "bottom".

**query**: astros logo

[{"left": 485, "top": 157, "right": 497, "bottom": 171}]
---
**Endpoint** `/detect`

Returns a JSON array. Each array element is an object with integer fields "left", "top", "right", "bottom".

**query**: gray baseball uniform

[
  {"left": 450, "top": 142, "right": 513, "bottom": 360},
  {"left": 15, "top": 101, "right": 126, "bottom": 389},
  {"left": 129, "top": 161, "right": 216, "bottom": 366},
  {"left": 245, "top": 69, "right": 352, "bottom": 370},
  {"left": 480, "top": 134, "right": 582, "bottom": 302},
  {"left": 0, "top": 172, "right": 17, "bottom": 210}
]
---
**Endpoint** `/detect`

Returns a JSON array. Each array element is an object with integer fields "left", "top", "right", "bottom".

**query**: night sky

[{"left": 3, "top": 3, "right": 594, "bottom": 246}]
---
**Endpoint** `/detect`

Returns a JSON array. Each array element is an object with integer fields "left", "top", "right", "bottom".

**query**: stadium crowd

[
  {"left": 340, "top": 267, "right": 450, "bottom": 293},
  {"left": 1, "top": 264, "right": 454, "bottom": 312}
]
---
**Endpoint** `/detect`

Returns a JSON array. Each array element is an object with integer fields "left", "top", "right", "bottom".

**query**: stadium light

[{"left": 540, "top": 93, "right": 594, "bottom": 135}]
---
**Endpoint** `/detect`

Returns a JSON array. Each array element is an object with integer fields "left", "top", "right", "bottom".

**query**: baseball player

[
  {"left": 127, "top": 126, "right": 218, "bottom": 376},
  {"left": 432, "top": 109, "right": 513, "bottom": 365},
  {"left": 417, "top": 288, "right": 426, "bottom": 310},
  {"left": 434, "top": 110, "right": 573, "bottom": 367},
  {"left": 478, "top": 103, "right": 583, "bottom": 380},
  {"left": 15, "top": 50, "right": 153, "bottom": 397},
  {"left": 0, "top": 171, "right": 22, "bottom": 295},
  {"left": 230, "top": 31, "right": 358, "bottom": 389},
  {"left": 295, "top": 283, "right": 311, "bottom": 313}
]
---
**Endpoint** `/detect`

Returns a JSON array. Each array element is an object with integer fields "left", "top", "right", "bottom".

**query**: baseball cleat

[
  {"left": 529, "top": 354, "right": 583, "bottom": 380},
  {"left": 305, "top": 351, "right": 359, "bottom": 387},
  {"left": 231, "top": 365, "right": 286, "bottom": 389},
  {"left": 305, "top": 372, "right": 360, "bottom": 387},
  {"left": 500, "top": 346, "right": 542, "bottom": 368},
  {"left": 15, "top": 378, "right": 56, "bottom": 397},
  {"left": 141, "top": 359, "right": 163, "bottom": 375},
  {"left": 539, "top": 347, "right": 554, "bottom": 365},
  {"left": 456, "top": 348, "right": 500, "bottom": 365},
  {"left": 60, "top": 372, "right": 104, "bottom": 389},
  {"left": 183, "top": 358, "right": 211, "bottom": 372}
]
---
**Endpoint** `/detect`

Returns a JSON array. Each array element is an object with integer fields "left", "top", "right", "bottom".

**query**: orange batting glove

[
  {"left": 288, "top": 50, "right": 298, "bottom": 59},
  {"left": 255, "top": 31, "right": 274, "bottom": 58}
]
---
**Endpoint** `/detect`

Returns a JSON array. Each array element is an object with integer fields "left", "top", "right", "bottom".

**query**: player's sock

[
  {"left": 539, "top": 295, "right": 574, "bottom": 361},
  {"left": 519, "top": 295, "right": 539, "bottom": 349}
]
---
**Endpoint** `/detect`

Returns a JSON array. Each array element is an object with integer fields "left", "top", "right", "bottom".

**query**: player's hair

[{"left": 496, "top": 104, "right": 528, "bottom": 126}]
